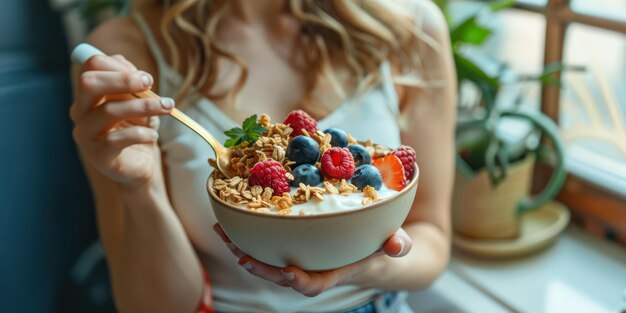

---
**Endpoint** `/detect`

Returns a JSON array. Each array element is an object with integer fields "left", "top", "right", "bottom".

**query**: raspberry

[
  {"left": 248, "top": 160, "right": 290, "bottom": 196},
  {"left": 320, "top": 147, "right": 355, "bottom": 180},
  {"left": 284, "top": 110, "right": 317, "bottom": 137},
  {"left": 393, "top": 145, "right": 416, "bottom": 181}
]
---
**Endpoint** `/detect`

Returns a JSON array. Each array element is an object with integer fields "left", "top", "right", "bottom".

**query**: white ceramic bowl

[{"left": 207, "top": 164, "right": 419, "bottom": 271}]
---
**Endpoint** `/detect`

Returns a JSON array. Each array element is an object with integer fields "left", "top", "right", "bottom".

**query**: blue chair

[{"left": 0, "top": 0, "right": 112, "bottom": 311}]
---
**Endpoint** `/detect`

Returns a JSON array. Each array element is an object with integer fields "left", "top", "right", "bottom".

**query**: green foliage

[
  {"left": 224, "top": 115, "right": 267, "bottom": 148},
  {"left": 451, "top": 15, "right": 493, "bottom": 46},
  {"left": 437, "top": 0, "right": 577, "bottom": 185}
]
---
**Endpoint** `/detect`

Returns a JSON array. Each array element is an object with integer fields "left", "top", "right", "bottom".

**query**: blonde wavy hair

[{"left": 133, "top": 0, "right": 437, "bottom": 114}]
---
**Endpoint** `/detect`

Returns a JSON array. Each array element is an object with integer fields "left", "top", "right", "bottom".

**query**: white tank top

[{"left": 134, "top": 14, "right": 403, "bottom": 313}]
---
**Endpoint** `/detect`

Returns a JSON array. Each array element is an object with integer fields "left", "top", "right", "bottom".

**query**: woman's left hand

[{"left": 213, "top": 224, "right": 412, "bottom": 297}]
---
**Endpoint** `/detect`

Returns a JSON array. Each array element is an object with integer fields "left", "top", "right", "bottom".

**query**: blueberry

[
  {"left": 348, "top": 144, "right": 372, "bottom": 166},
  {"left": 286, "top": 136, "right": 320, "bottom": 166},
  {"left": 323, "top": 128, "right": 349, "bottom": 148},
  {"left": 291, "top": 164, "right": 324, "bottom": 187},
  {"left": 350, "top": 165, "right": 383, "bottom": 190}
]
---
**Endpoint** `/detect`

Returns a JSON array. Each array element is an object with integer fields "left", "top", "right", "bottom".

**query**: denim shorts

[
  {"left": 339, "top": 292, "right": 414, "bottom": 313},
  {"left": 216, "top": 292, "right": 413, "bottom": 313}
]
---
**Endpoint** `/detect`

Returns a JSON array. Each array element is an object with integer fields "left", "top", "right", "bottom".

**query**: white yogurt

[
  {"left": 292, "top": 185, "right": 398, "bottom": 215},
  {"left": 234, "top": 184, "right": 398, "bottom": 216}
]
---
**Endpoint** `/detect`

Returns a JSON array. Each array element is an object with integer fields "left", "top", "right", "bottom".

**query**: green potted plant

[{"left": 435, "top": 0, "right": 576, "bottom": 243}]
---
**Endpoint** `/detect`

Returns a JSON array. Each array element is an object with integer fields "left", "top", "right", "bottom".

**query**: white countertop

[{"left": 408, "top": 225, "right": 626, "bottom": 313}]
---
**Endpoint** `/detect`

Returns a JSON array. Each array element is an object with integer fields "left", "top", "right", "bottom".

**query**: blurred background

[{"left": 1, "top": 0, "right": 625, "bottom": 312}]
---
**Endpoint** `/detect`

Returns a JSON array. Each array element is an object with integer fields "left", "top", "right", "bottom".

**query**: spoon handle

[
  {"left": 135, "top": 90, "right": 226, "bottom": 155},
  {"left": 71, "top": 43, "right": 226, "bottom": 156}
]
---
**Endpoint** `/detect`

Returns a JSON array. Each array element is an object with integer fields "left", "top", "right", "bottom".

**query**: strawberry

[
  {"left": 248, "top": 159, "right": 290, "bottom": 196},
  {"left": 320, "top": 147, "right": 355, "bottom": 180},
  {"left": 284, "top": 110, "right": 317, "bottom": 137},
  {"left": 372, "top": 154, "right": 407, "bottom": 191},
  {"left": 393, "top": 145, "right": 416, "bottom": 181}
]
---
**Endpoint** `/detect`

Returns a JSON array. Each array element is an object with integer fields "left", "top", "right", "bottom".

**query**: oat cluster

[
  {"left": 358, "top": 138, "right": 394, "bottom": 159},
  {"left": 362, "top": 185, "right": 379, "bottom": 205}
]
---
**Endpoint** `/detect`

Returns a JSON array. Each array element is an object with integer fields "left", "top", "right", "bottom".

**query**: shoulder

[{"left": 85, "top": 15, "right": 156, "bottom": 74}]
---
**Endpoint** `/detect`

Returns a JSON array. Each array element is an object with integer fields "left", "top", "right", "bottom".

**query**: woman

[{"left": 70, "top": 0, "right": 456, "bottom": 312}]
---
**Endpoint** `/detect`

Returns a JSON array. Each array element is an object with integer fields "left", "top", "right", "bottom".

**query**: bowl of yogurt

[
  {"left": 207, "top": 165, "right": 418, "bottom": 271},
  {"left": 206, "top": 112, "right": 420, "bottom": 270}
]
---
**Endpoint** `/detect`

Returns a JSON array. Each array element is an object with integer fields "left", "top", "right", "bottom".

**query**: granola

[{"left": 209, "top": 112, "right": 406, "bottom": 215}]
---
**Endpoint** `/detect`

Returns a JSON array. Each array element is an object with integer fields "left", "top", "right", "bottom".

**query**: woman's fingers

[
  {"left": 95, "top": 126, "right": 159, "bottom": 152},
  {"left": 212, "top": 224, "right": 246, "bottom": 258},
  {"left": 211, "top": 223, "right": 409, "bottom": 295},
  {"left": 111, "top": 54, "right": 138, "bottom": 71},
  {"left": 212, "top": 224, "right": 296, "bottom": 286},
  {"left": 382, "top": 228, "right": 412, "bottom": 257},
  {"left": 70, "top": 54, "right": 151, "bottom": 123},
  {"left": 81, "top": 54, "right": 132, "bottom": 73},
  {"left": 79, "top": 70, "right": 153, "bottom": 95},
  {"left": 212, "top": 224, "right": 231, "bottom": 243},
  {"left": 73, "top": 70, "right": 154, "bottom": 121},
  {"left": 281, "top": 268, "right": 338, "bottom": 297},
  {"left": 73, "top": 97, "right": 174, "bottom": 142},
  {"left": 238, "top": 256, "right": 287, "bottom": 285}
]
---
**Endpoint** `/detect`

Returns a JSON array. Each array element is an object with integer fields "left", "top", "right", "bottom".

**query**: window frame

[{"left": 515, "top": 0, "right": 626, "bottom": 246}]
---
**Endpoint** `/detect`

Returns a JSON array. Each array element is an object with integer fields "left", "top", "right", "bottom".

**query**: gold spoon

[{"left": 71, "top": 44, "right": 236, "bottom": 178}]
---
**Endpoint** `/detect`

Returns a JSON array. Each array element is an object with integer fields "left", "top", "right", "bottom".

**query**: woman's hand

[
  {"left": 213, "top": 224, "right": 412, "bottom": 297},
  {"left": 70, "top": 54, "right": 175, "bottom": 189}
]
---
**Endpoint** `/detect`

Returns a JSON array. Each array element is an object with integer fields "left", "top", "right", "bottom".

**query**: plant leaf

[
  {"left": 451, "top": 17, "right": 492, "bottom": 46},
  {"left": 489, "top": 0, "right": 515, "bottom": 12},
  {"left": 224, "top": 137, "right": 242, "bottom": 148},
  {"left": 242, "top": 114, "right": 258, "bottom": 132},
  {"left": 248, "top": 124, "right": 267, "bottom": 139},
  {"left": 433, "top": 0, "right": 448, "bottom": 11},
  {"left": 224, "top": 127, "right": 244, "bottom": 138},
  {"left": 223, "top": 114, "right": 267, "bottom": 148}
]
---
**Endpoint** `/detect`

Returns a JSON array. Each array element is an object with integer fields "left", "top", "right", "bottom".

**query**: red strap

[{"left": 197, "top": 266, "right": 215, "bottom": 313}]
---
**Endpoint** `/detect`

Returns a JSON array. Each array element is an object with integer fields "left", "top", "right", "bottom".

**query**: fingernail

[
  {"left": 226, "top": 243, "right": 237, "bottom": 251},
  {"left": 281, "top": 270, "right": 295, "bottom": 281},
  {"left": 160, "top": 97, "right": 175, "bottom": 109},
  {"left": 141, "top": 73, "right": 153, "bottom": 88},
  {"left": 397, "top": 237, "right": 406, "bottom": 256},
  {"left": 242, "top": 262, "right": 254, "bottom": 271}
]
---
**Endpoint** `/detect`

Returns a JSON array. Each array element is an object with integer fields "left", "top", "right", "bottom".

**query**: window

[
  {"left": 560, "top": 24, "right": 626, "bottom": 196},
  {"left": 525, "top": 0, "right": 626, "bottom": 245},
  {"left": 452, "top": 0, "right": 626, "bottom": 245}
]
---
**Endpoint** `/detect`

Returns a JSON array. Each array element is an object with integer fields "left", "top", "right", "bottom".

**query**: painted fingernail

[
  {"left": 242, "top": 262, "right": 254, "bottom": 271},
  {"left": 160, "top": 97, "right": 175, "bottom": 109},
  {"left": 281, "top": 270, "right": 295, "bottom": 281},
  {"left": 226, "top": 243, "right": 237, "bottom": 251},
  {"left": 397, "top": 237, "right": 406, "bottom": 256},
  {"left": 141, "top": 73, "right": 153, "bottom": 88}
]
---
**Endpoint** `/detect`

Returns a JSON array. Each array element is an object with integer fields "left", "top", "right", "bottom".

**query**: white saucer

[{"left": 452, "top": 201, "right": 571, "bottom": 258}]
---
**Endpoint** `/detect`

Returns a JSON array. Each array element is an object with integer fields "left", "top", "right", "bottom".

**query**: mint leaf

[
  {"left": 242, "top": 114, "right": 258, "bottom": 132},
  {"left": 223, "top": 115, "right": 267, "bottom": 148},
  {"left": 224, "top": 137, "right": 242, "bottom": 148},
  {"left": 224, "top": 128, "right": 244, "bottom": 138},
  {"left": 249, "top": 124, "right": 267, "bottom": 138}
]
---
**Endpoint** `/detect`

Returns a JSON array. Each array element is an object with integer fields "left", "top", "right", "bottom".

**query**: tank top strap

[
  {"left": 132, "top": 12, "right": 173, "bottom": 94},
  {"left": 379, "top": 61, "right": 400, "bottom": 117}
]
